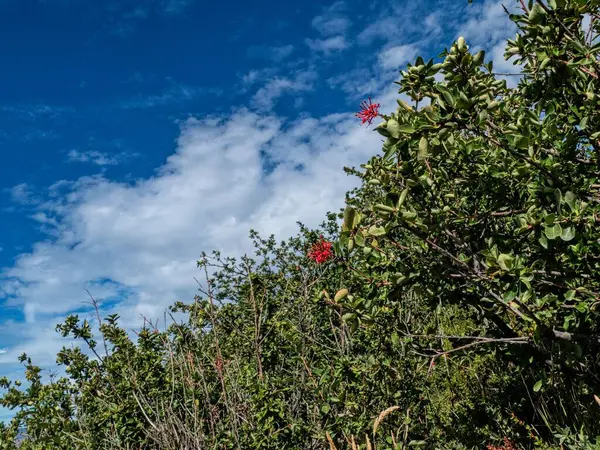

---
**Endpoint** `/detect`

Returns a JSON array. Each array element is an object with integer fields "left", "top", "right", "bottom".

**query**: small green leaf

[
  {"left": 436, "top": 85, "right": 455, "bottom": 106},
  {"left": 545, "top": 213, "right": 556, "bottom": 225},
  {"left": 504, "top": 290, "right": 517, "bottom": 303},
  {"left": 343, "top": 206, "right": 356, "bottom": 231},
  {"left": 513, "top": 135, "right": 529, "bottom": 149},
  {"left": 398, "top": 124, "right": 416, "bottom": 134},
  {"left": 374, "top": 204, "right": 396, "bottom": 213},
  {"left": 398, "top": 188, "right": 409, "bottom": 208},
  {"left": 486, "top": 101, "right": 499, "bottom": 111},
  {"left": 544, "top": 223, "right": 563, "bottom": 240},
  {"left": 533, "top": 380, "right": 543, "bottom": 392},
  {"left": 354, "top": 230, "right": 365, "bottom": 247},
  {"left": 561, "top": 226, "right": 576, "bottom": 242},
  {"left": 374, "top": 121, "right": 389, "bottom": 137},
  {"left": 529, "top": 3, "right": 546, "bottom": 24},
  {"left": 342, "top": 312, "right": 356, "bottom": 322},
  {"left": 418, "top": 137, "right": 429, "bottom": 161},
  {"left": 397, "top": 99, "right": 413, "bottom": 111},
  {"left": 554, "top": 189, "right": 562, "bottom": 207},
  {"left": 383, "top": 143, "right": 397, "bottom": 161},
  {"left": 539, "top": 233, "right": 549, "bottom": 249},
  {"left": 368, "top": 225, "right": 387, "bottom": 237},
  {"left": 387, "top": 119, "right": 401, "bottom": 138},
  {"left": 334, "top": 289, "right": 349, "bottom": 302},
  {"left": 497, "top": 254, "right": 514, "bottom": 271},
  {"left": 564, "top": 191, "right": 576, "bottom": 211}
]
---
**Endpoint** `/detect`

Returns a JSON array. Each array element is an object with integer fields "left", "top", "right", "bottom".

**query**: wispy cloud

[
  {"left": 305, "top": 35, "right": 348, "bottom": 54},
  {"left": 311, "top": 1, "right": 350, "bottom": 37},
  {"left": 118, "top": 80, "right": 220, "bottom": 109},
  {"left": 67, "top": 149, "right": 135, "bottom": 166},
  {"left": 0, "top": 104, "right": 72, "bottom": 122},
  {"left": 378, "top": 44, "right": 420, "bottom": 70},
  {"left": 328, "top": 68, "right": 382, "bottom": 98},
  {"left": 102, "top": 0, "right": 197, "bottom": 37},
  {"left": 246, "top": 44, "right": 295, "bottom": 62},
  {"left": 241, "top": 69, "right": 276, "bottom": 87},
  {"left": 457, "top": 0, "right": 517, "bottom": 47},
  {"left": 6, "top": 183, "right": 40, "bottom": 206},
  {"left": 251, "top": 70, "right": 316, "bottom": 110},
  {"left": 162, "top": 0, "right": 194, "bottom": 15},
  {"left": 305, "top": 1, "right": 351, "bottom": 55}
]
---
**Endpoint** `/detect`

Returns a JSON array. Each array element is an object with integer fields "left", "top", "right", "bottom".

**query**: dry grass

[{"left": 326, "top": 406, "right": 403, "bottom": 450}]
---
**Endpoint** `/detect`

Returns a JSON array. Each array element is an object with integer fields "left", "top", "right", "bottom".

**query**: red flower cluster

[
  {"left": 487, "top": 438, "right": 517, "bottom": 450},
  {"left": 356, "top": 97, "right": 380, "bottom": 125},
  {"left": 308, "top": 237, "right": 334, "bottom": 264}
]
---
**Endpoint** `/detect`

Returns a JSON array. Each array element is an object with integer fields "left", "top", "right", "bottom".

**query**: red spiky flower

[
  {"left": 307, "top": 236, "right": 334, "bottom": 264},
  {"left": 356, "top": 97, "right": 380, "bottom": 125}
]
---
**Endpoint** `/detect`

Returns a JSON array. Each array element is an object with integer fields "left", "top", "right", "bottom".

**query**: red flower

[
  {"left": 308, "top": 236, "right": 334, "bottom": 264},
  {"left": 487, "top": 437, "right": 517, "bottom": 450},
  {"left": 215, "top": 356, "right": 224, "bottom": 375},
  {"left": 356, "top": 97, "right": 380, "bottom": 125}
]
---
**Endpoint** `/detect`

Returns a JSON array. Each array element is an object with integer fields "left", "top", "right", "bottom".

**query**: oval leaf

[{"left": 544, "top": 224, "right": 562, "bottom": 240}]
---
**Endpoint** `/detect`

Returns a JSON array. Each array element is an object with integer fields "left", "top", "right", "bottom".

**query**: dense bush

[{"left": 2, "top": 0, "right": 600, "bottom": 448}]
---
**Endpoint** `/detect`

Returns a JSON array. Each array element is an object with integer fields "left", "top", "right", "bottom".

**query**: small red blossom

[
  {"left": 215, "top": 356, "right": 224, "bottom": 375},
  {"left": 355, "top": 97, "right": 380, "bottom": 125},
  {"left": 308, "top": 236, "right": 334, "bottom": 264},
  {"left": 487, "top": 437, "right": 517, "bottom": 450}
]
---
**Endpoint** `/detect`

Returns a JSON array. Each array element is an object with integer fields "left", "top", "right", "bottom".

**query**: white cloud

[
  {"left": 251, "top": 70, "right": 316, "bottom": 110},
  {"left": 313, "top": 16, "right": 350, "bottom": 36},
  {"left": 67, "top": 149, "right": 129, "bottom": 166},
  {"left": 7, "top": 183, "right": 40, "bottom": 206},
  {"left": 457, "top": 0, "right": 518, "bottom": 48},
  {"left": 328, "top": 68, "right": 379, "bottom": 98},
  {"left": 305, "top": 35, "right": 348, "bottom": 54},
  {"left": 311, "top": 1, "right": 350, "bottom": 37},
  {"left": 378, "top": 44, "right": 419, "bottom": 70},
  {"left": 358, "top": 17, "right": 402, "bottom": 45},
  {"left": 241, "top": 68, "right": 277, "bottom": 87}
]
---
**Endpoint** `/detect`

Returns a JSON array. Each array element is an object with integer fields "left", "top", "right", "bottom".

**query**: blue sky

[{"left": 0, "top": 0, "right": 518, "bottom": 421}]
